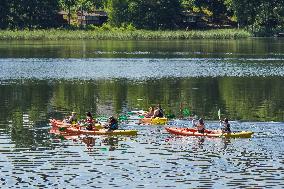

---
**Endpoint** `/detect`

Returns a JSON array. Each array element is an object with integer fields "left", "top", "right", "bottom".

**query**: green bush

[{"left": 0, "top": 29, "right": 251, "bottom": 40}]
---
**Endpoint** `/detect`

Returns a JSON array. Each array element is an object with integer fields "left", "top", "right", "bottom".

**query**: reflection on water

[
  {"left": 0, "top": 78, "right": 283, "bottom": 122},
  {"left": 1, "top": 39, "right": 284, "bottom": 59}
]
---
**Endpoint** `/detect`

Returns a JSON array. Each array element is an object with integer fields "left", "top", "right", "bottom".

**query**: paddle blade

[
  {"left": 118, "top": 115, "right": 128, "bottom": 121},
  {"left": 59, "top": 127, "right": 66, "bottom": 132},
  {"left": 218, "top": 109, "right": 221, "bottom": 119},
  {"left": 97, "top": 116, "right": 108, "bottom": 122},
  {"left": 166, "top": 114, "right": 175, "bottom": 119}
]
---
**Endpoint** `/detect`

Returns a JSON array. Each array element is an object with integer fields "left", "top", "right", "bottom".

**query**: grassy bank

[{"left": 0, "top": 29, "right": 251, "bottom": 40}]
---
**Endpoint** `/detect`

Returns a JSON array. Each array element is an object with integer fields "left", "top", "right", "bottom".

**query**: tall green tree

[
  {"left": 232, "top": 0, "right": 260, "bottom": 30},
  {"left": 233, "top": 0, "right": 284, "bottom": 35},
  {"left": 106, "top": 0, "right": 130, "bottom": 26},
  {"left": 0, "top": 0, "right": 10, "bottom": 29},
  {"left": 156, "top": 0, "right": 182, "bottom": 29},
  {"left": 4, "top": 0, "right": 61, "bottom": 29},
  {"left": 107, "top": 0, "right": 182, "bottom": 29},
  {"left": 94, "top": 0, "right": 106, "bottom": 9},
  {"left": 195, "top": 0, "right": 234, "bottom": 24}
]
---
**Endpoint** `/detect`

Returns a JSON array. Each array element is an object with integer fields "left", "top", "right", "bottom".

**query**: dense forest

[{"left": 0, "top": 0, "right": 283, "bottom": 36}]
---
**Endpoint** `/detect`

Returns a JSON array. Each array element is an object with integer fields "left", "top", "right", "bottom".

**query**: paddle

[
  {"left": 118, "top": 115, "right": 128, "bottom": 121},
  {"left": 166, "top": 113, "right": 175, "bottom": 119},
  {"left": 218, "top": 108, "right": 222, "bottom": 123}
]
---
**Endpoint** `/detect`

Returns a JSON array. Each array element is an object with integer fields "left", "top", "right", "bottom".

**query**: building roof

[
  {"left": 77, "top": 11, "right": 107, "bottom": 17},
  {"left": 58, "top": 10, "right": 68, "bottom": 15}
]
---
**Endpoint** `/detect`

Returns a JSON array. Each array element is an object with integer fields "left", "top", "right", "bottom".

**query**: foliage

[
  {"left": 0, "top": 0, "right": 282, "bottom": 36},
  {"left": 106, "top": 0, "right": 182, "bottom": 29},
  {"left": 105, "top": 0, "right": 130, "bottom": 27},
  {"left": 59, "top": 0, "right": 95, "bottom": 15},
  {"left": 194, "top": 0, "right": 234, "bottom": 24},
  {"left": 0, "top": 0, "right": 10, "bottom": 29},
  {"left": 1, "top": 0, "right": 61, "bottom": 29},
  {"left": 233, "top": 0, "right": 284, "bottom": 36},
  {"left": 0, "top": 29, "right": 251, "bottom": 40}
]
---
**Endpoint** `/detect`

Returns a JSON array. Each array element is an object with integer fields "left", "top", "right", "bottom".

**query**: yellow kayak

[
  {"left": 65, "top": 127, "right": 138, "bottom": 136},
  {"left": 139, "top": 117, "right": 168, "bottom": 125}
]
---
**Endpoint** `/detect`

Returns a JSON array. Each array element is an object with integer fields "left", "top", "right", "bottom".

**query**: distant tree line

[
  {"left": 0, "top": 0, "right": 60, "bottom": 29},
  {"left": 0, "top": 0, "right": 283, "bottom": 36}
]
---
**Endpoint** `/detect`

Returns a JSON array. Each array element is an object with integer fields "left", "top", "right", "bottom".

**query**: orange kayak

[
  {"left": 50, "top": 119, "right": 137, "bottom": 136},
  {"left": 165, "top": 127, "right": 253, "bottom": 138},
  {"left": 49, "top": 119, "right": 103, "bottom": 130}
]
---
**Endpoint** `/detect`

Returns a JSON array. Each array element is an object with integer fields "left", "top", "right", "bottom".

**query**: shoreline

[{"left": 0, "top": 29, "right": 251, "bottom": 40}]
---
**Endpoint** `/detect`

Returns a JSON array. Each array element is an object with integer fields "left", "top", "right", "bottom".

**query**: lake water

[{"left": 0, "top": 39, "right": 284, "bottom": 188}]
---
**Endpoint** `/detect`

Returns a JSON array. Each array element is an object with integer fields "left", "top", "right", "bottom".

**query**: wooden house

[
  {"left": 77, "top": 11, "right": 108, "bottom": 26},
  {"left": 182, "top": 11, "right": 208, "bottom": 29}
]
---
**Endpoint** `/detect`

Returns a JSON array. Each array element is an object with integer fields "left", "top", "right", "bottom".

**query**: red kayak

[{"left": 165, "top": 127, "right": 253, "bottom": 138}]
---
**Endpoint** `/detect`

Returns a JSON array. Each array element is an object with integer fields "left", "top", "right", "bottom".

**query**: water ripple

[
  {"left": 1, "top": 58, "right": 284, "bottom": 81},
  {"left": 1, "top": 118, "right": 284, "bottom": 188}
]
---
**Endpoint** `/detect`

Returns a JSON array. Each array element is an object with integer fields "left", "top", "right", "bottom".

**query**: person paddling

[
  {"left": 152, "top": 104, "right": 164, "bottom": 118},
  {"left": 193, "top": 118, "right": 205, "bottom": 133},
  {"left": 85, "top": 112, "right": 94, "bottom": 130},
  {"left": 66, "top": 112, "right": 77, "bottom": 124},
  {"left": 105, "top": 116, "right": 118, "bottom": 131},
  {"left": 144, "top": 106, "right": 155, "bottom": 118},
  {"left": 220, "top": 118, "right": 231, "bottom": 133}
]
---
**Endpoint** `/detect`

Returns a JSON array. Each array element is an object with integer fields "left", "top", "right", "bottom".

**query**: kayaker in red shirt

[{"left": 85, "top": 112, "right": 94, "bottom": 130}]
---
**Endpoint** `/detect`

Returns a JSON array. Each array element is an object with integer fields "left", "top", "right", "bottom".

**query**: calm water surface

[{"left": 0, "top": 39, "right": 284, "bottom": 188}]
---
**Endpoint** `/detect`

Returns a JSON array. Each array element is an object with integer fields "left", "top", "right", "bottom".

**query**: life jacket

[
  {"left": 68, "top": 115, "right": 77, "bottom": 124},
  {"left": 86, "top": 118, "right": 93, "bottom": 124},
  {"left": 223, "top": 123, "right": 231, "bottom": 132},
  {"left": 109, "top": 120, "right": 118, "bottom": 130},
  {"left": 156, "top": 109, "right": 164, "bottom": 118},
  {"left": 197, "top": 123, "right": 205, "bottom": 131},
  {"left": 85, "top": 117, "right": 93, "bottom": 130}
]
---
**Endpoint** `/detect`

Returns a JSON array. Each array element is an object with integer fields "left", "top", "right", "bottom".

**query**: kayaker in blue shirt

[
  {"left": 220, "top": 118, "right": 231, "bottom": 133},
  {"left": 105, "top": 116, "right": 118, "bottom": 130}
]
